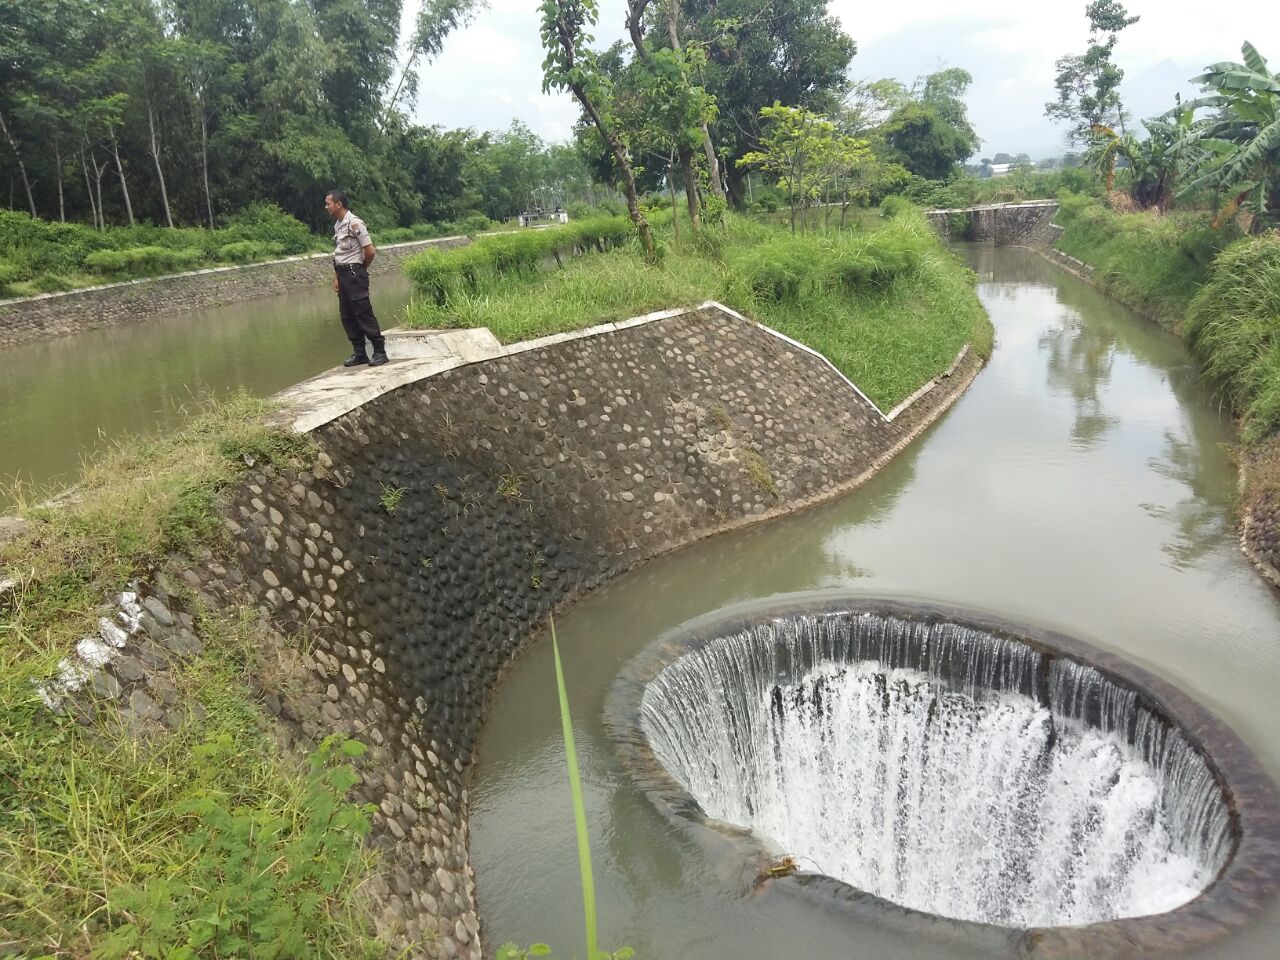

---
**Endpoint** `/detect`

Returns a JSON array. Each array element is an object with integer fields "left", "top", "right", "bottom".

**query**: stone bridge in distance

[{"left": 925, "top": 200, "right": 1062, "bottom": 246}]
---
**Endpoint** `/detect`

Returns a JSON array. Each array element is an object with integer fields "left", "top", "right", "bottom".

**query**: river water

[
  {"left": 0, "top": 273, "right": 411, "bottom": 504},
  {"left": 469, "top": 245, "right": 1280, "bottom": 958}
]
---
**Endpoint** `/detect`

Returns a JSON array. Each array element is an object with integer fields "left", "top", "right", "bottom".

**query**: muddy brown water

[{"left": 468, "top": 244, "right": 1280, "bottom": 959}]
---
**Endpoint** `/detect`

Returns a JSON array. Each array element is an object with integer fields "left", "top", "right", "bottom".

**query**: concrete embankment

[
  {"left": 0, "top": 236, "right": 467, "bottom": 347},
  {"left": 194, "top": 302, "right": 983, "bottom": 956}
]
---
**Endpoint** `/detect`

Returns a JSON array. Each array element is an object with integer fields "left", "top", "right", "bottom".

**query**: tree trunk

[
  {"left": 90, "top": 148, "right": 108, "bottom": 230},
  {"left": 571, "top": 85, "right": 654, "bottom": 260},
  {"left": 382, "top": 50, "right": 420, "bottom": 127},
  {"left": 700, "top": 123, "right": 724, "bottom": 200},
  {"left": 661, "top": 0, "right": 723, "bottom": 203},
  {"left": 668, "top": 152, "right": 680, "bottom": 241},
  {"left": 147, "top": 102, "right": 174, "bottom": 228},
  {"left": 679, "top": 144, "right": 701, "bottom": 230},
  {"left": 556, "top": 8, "right": 653, "bottom": 259},
  {"left": 80, "top": 145, "right": 98, "bottom": 230},
  {"left": 108, "top": 128, "right": 134, "bottom": 226},
  {"left": 726, "top": 164, "right": 748, "bottom": 210},
  {"left": 53, "top": 139, "right": 65, "bottom": 222},
  {"left": 0, "top": 107, "right": 37, "bottom": 217},
  {"left": 199, "top": 113, "right": 214, "bottom": 228}
]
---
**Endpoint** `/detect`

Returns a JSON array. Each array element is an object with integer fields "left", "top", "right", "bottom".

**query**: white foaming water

[{"left": 641, "top": 616, "right": 1232, "bottom": 928}]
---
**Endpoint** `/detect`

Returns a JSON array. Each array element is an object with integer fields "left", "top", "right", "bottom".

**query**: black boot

[
  {"left": 369, "top": 341, "right": 389, "bottom": 366},
  {"left": 343, "top": 344, "right": 369, "bottom": 367}
]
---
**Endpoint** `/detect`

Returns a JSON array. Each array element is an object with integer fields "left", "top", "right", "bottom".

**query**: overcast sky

[{"left": 404, "top": 0, "right": 1280, "bottom": 161}]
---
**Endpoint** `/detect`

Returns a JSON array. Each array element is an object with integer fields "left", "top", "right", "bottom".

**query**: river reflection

[{"left": 470, "top": 243, "right": 1280, "bottom": 960}]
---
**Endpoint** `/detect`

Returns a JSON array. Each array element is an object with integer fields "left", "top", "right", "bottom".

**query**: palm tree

[{"left": 1175, "top": 41, "right": 1280, "bottom": 229}]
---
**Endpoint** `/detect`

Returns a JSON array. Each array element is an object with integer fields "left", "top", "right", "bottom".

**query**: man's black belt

[{"left": 334, "top": 261, "right": 366, "bottom": 271}]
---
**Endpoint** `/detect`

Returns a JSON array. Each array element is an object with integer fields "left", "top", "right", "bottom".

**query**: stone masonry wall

[
  {"left": 992, "top": 201, "right": 1060, "bottom": 246},
  {"left": 925, "top": 202, "right": 1060, "bottom": 247},
  {"left": 0, "top": 236, "right": 467, "bottom": 348},
  {"left": 221, "top": 304, "right": 984, "bottom": 957}
]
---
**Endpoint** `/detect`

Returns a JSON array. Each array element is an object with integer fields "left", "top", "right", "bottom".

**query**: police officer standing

[{"left": 325, "top": 189, "right": 388, "bottom": 367}]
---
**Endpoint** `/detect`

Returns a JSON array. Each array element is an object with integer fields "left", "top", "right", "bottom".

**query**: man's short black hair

[{"left": 326, "top": 189, "right": 349, "bottom": 208}]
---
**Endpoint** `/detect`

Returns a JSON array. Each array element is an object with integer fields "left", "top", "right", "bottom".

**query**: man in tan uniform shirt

[{"left": 325, "top": 189, "right": 388, "bottom": 367}]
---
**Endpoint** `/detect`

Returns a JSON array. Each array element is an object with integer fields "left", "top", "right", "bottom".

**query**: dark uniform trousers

[{"left": 335, "top": 262, "right": 384, "bottom": 350}]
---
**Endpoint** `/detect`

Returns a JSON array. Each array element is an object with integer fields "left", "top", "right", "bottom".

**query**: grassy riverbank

[
  {"left": 0, "top": 395, "right": 382, "bottom": 958},
  {"left": 1186, "top": 234, "right": 1280, "bottom": 444},
  {"left": 402, "top": 210, "right": 992, "bottom": 410},
  {"left": 1051, "top": 193, "right": 1239, "bottom": 329}
]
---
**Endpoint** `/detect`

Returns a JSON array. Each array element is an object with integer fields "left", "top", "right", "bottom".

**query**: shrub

[
  {"left": 751, "top": 183, "right": 785, "bottom": 213},
  {"left": 879, "top": 195, "right": 916, "bottom": 219},
  {"left": 216, "top": 240, "right": 287, "bottom": 264},
  {"left": 83, "top": 246, "right": 204, "bottom": 277},
  {"left": 0, "top": 259, "right": 21, "bottom": 294},
  {"left": 222, "top": 203, "right": 314, "bottom": 254},
  {"left": 0, "top": 210, "right": 112, "bottom": 278},
  {"left": 452, "top": 213, "right": 495, "bottom": 235},
  {"left": 403, "top": 215, "right": 639, "bottom": 304},
  {"left": 1186, "top": 234, "right": 1280, "bottom": 439},
  {"left": 725, "top": 234, "right": 825, "bottom": 302},
  {"left": 403, "top": 248, "right": 454, "bottom": 304}
]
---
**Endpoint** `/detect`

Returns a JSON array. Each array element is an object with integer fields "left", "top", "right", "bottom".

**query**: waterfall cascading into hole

[{"left": 639, "top": 612, "right": 1233, "bottom": 928}]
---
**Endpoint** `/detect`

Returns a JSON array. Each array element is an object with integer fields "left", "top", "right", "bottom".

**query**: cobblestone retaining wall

[
  {"left": 0, "top": 236, "right": 467, "bottom": 348},
  {"left": 1240, "top": 437, "right": 1280, "bottom": 590},
  {"left": 221, "top": 304, "right": 983, "bottom": 957},
  {"left": 925, "top": 202, "right": 1060, "bottom": 247}
]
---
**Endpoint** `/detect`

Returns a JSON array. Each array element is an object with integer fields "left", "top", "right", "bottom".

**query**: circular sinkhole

[{"left": 606, "top": 599, "right": 1280, "bottom": 954}]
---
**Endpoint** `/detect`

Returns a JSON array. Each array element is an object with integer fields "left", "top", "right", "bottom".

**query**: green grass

[
  {"left": 0, "top": 393, "right": 383, "bottom": 958},
  {"left": 1186, "top": 234, "right": 1280, "bottom": 441},
  {"left": 403, "top": 211, "right": 990, "bottom": 411},
  {"left": 1052, "top": 193, "right": 1239, "bottom": 329}
]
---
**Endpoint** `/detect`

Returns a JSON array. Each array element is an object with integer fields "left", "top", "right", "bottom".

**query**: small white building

[
  {"left": 516, "top": 208, "right": 569, "bottom": 227},
  {"left": 982, "top": 161, "right": 1036, "bottom": 179}
]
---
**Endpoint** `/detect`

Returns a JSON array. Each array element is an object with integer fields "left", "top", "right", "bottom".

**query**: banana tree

[
  {"left": 1174, "top": 41, "right": 1280, "bottom": 229},
  {"left": 1089, "top": 113, "right": 1183, "bottom": 210}
]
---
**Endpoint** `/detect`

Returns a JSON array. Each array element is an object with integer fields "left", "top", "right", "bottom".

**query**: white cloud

[{"left": 400, "top": 0, "right": 1280, "bottom": 154}]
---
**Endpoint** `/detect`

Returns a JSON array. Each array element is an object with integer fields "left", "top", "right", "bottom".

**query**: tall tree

[
  {"left": 384, "top": 0, "right": 487, "bottom": 122},
  {"left": 683, "top": 0, "right": 856, "bottom": 208},
  {"left": 1044, "top": 1, "right": 1140, "bottom": 143},
  {"left": 312, "top": 0, "right": 401, "bottom": 134},
  {"left": 540, "top": 0, "right": 655, "bottom": 259},
  {"left": 624, "top": 0, "right": 715, "bottom": 230},
  {"left": 884, "top": 103, "right": 977, "bottom": 180},
  {"left": 174, "top": 39, "right": 241, "bottom": 227},
  {"left": 0, "top": 0, "right": 85, "bottom": 217}
]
